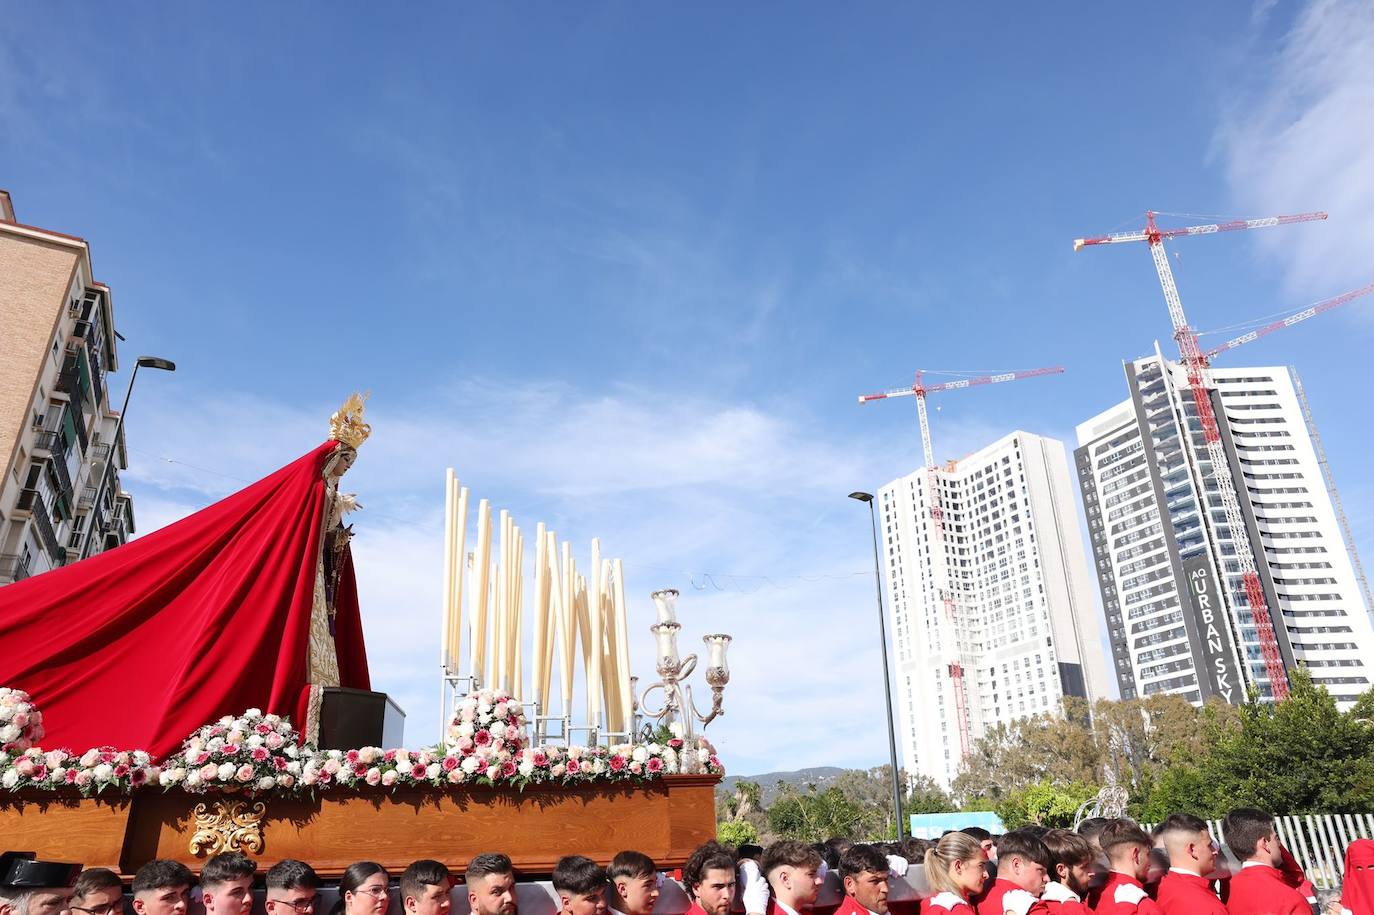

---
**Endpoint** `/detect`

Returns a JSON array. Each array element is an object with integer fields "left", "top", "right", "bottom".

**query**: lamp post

[
  {"left": 849, "top": 490, "right": 905, "bottom": 840},
  {"left": 80, "top": 356, "right": 176, "bottom": 558}
]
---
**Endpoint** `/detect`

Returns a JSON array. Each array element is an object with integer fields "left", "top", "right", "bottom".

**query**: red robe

[
  {"left": 922, "top": 894, "right": 977, "bottom": 915},
  {"left": 1041, "top": 883, "right": 1090, "bottom": 915},
  {"left": 832, "top": 898, "right": 871, "bottom": 915},
  {"left": 1342, "top": 839, "right": 1374, "bottom": 915},
  {"left": 1155, "top": 871, "right": 1225, "bottom": 915},
  {"left": 1224, "top": 865, "right": 1308, "bottom": 915},
  {"left": 976, "top": 879, "right": 1047, "bottom": 915},
  {"left": 1091, "top": 874, "right": 1162, "bottom": 915}
]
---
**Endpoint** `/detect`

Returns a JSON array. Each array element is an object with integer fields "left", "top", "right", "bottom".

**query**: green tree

[
  {"left": 718, "top": 820, "right": 759, "bottom": 846},
  {"left": 768, "top": 783, "right": 867, "bottom": 843},
  {"left": 995, "top": 780, "right": 1098, "bottom": 829}
]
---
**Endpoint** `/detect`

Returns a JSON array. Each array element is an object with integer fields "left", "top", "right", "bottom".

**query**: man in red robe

[
  {"left": 1153, "top": 815, "right": 1224, "bottom": 915},
  {"left": 1220, "top": 809, "right": 1310, "bottom": 915},
  {"left": 834, "top": 845, "right": 890, "bottom": 915},
  {"left": 1091, "top": 822, "right": 1162, "bottom": 915},
  {"left": 975, "top": 830, "right": 1050, "bottom": 915},
  {"left": 1040, "top": 830, "right": 1094, "bottom": 915},
  {"left": 683, "top": 843, "right": 738, "bottom": 915},
  {"left": 762, "top": 843, "right": 824, "bottom": 915}
]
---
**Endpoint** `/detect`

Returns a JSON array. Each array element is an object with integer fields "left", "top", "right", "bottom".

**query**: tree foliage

[{"left": 718, "top": 820, "right": 759, "bottom": 846}]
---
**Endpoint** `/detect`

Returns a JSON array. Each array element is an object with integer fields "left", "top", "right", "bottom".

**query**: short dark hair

[
  {"left": 201, "top": 852, "right": 257, "bottom": 888},
  {"left": 607, "top": 852, "right": 655, "bottom": 882},
  {"left": 762, "top": 841, "right": 822, "bottom": 882},
  {"left": 551, "top": 856, "right": 606, "bottom": 896},
  {"left": 1223, "top": 808, "right": 1277, "bottom": 860},
  {"left": 814, "top": 843, "right": 840, "bottom": 873},
  {"left": 737, "top": 845, "right": 763, "bottom": 863},
  {"left": 266, "top": 860, "right": 320, "bottom": 892},
  {"left": 1159, "top": 813, "right": 1209, "bottom": 838},
  {"left": 1042, "top": 830, "right": 1094, "bottom": 873},
  {"left": 1099, "top": 820, "right": 1152, "bottom": 858},
  {"left": 132, "top": 861, "right": 195, "bottom": 896},
  {"left": 465, "top": 854, "right": 513, "bottom": 886},
  {"left": 839, "top": 844, "right": 890, "bottom": 882},
  {"left": 683, "top": 842, "right": 738, "bottom": 894},
  {"left": 400, "top": 861, "right": 450, "bottom": 904},
  {"left": 960, "top": 827, "right": 992, "bottom": 842},
  {"left": 995, "top": 829, "right": 1052, "bottom": 870},
  {"left": 73, "top": 869, "right": 124, "bottom": 901},
  {"left": 1077, "top": 818, "right": 1109, "bottom": 842}
]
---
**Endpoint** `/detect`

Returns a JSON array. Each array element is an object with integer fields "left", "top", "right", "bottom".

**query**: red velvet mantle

[{"left": 0, "top": 440, "right": 369, "bottom": 757}]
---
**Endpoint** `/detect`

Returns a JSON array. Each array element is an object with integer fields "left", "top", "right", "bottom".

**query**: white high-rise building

[
  {"left": 1074, "top": 350, "right": 1374, "bottom": 707},
  {"left": 878, "top": 431, "right": 1110, "bottom": 788}
]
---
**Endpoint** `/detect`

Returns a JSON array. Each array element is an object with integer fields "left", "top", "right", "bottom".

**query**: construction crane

[
  {"left": 1073, "top": 209, "right": 1330, "bottom": 701},
  {"left": 858, "top": 366, "right": 1065, "bottom": 758}
]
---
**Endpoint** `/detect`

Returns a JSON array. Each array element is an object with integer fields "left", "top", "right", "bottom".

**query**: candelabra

[{"left": 637, "top": 589, "right": 731, "bottom": 765}]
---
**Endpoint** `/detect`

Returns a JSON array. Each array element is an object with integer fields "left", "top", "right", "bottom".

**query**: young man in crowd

[
  {"left": 607, "top": 852, "right": 659, "bottom": 915},
  {"left": 1153, "top": 814, "right": 1224, "bottom": 915},
  {"left": 761, "top": 842, "right": 825, "bottom": 915},
  {"left": 0, "top": 853, "right": 82, "bottom": 915},
  {"left": 962, "top": 830, "right": 997, "bottom": 863},
  {"left": 264, "top": 861, "right": 321, "bottom": 915},
  {"left": 1092, "top": 821, "right": 1162, "bottom": 915},
  {"left": 975, "top": 829, "right": 1050, "bottom": 915},
  {"left": 835, "top": 844, "right": 890, "bottom": 915},
  {"left": 1040, "top": 830, "right": 1094, "bottom": 915},
  {"left": 201, "top": 852, "right": 257, "bottom": 915},
  {"left": 70, "top": 869, "right": 124, "bottom": 915},
  {"left": 551, "top": 856, "right": 608, "bottom": 915},
  {"left": 684, "top": 842, "right": 738, "bottom": 915},
  {"left": 1221, "top": 809, "right": 1311, "bottom": 915},
  {"left": 1075, "top": 820, "right": 1111, "bottom": 911},
  {"left": 466, "top": 854, "right": 518, "bottom": 915},
  {"left": 132, "top": 861, "right": 195, "bottom": 915},
  {"left": 401, "top": 861, "right": 452, "bottom": 915}
]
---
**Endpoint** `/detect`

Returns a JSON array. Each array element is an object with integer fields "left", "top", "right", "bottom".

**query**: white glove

[
  {"left": 887, "top": 855, "right": 909, "bottom": 878},
  {"left": 739, "top": 858, "right": 769, "bottom": 915}
]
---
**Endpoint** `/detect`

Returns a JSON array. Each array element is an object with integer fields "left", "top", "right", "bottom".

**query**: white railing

[{"left": 1147, "top": 813, "right": 1374, "bottom": 888}]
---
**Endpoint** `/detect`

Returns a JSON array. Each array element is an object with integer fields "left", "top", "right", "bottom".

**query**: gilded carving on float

[{"left": 188, "top": 798, "right": 267, "bottom": 857}]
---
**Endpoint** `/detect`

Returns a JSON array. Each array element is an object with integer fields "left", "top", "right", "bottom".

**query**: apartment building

[
  {"left": 1075, "top": 348, "right": 1373, "bottom": 707},
  {"left": 878, "top": 431, "right": 1110, "bottom": 788},
  {"left": 0, "top": 190, "right": 135, "bottom": 584}
]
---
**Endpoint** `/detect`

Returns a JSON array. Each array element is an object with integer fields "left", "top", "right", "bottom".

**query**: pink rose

[
  {"left": 32, "top": 764, "right": 48, "bottom": 781},
  {"left": 317, "top": 770, "right": 333, "bottom": 785},
  {"left": 235, "top": 764, "right": 255, "bottom": 783},
  {"left": 709, "top": 756, "right": 721, "bottom": 769},
  {"left": 224, "top": 744, "right": 242, "bottom": 757},
  {"left": 99, "top": 750, "right": 115, "bottom": 764},
  {"left": 15, "top": 758, "right": 34, "bottom": 776},
  {"left": 323, "top": 759, "right": 341, "bottom": 775},
  {"left": 209, "top": 726, "right": 225, "bottom": 737},
  {"left": 417, "top": 751, "right": 433, "bottom": 766},
  {"left": 384, "top": 749, "right": 397, "bottom": 762},
  {"left": 501, "top": 760, "right": 517, "bottom": 778},
  {"left": 647, "top": 757, "right": 664, "bottom": 773},
  {"left": 381, "top": 770, "right": 399, "bottom": 786},
  {"left": 113, "top": 764, "right": 130, "bottom": 778},
  {"left": 669, "top": 738, "right": 683, "bottom": 749},
  {"left": 411, "top": 763, "right": 428, "bottom": 779},
  {"left": 442, "top": 756, "right": 459, "bottom": 771},
  {"left": 457, "top": 737, "right": 474, "bottom": 752},
  {"left": 251, "top": 747, "right": 269, "bottom": 761},
  {"left": 273, "top": 756, "right": 288, "bottom": 771},
  {"left": 532, "top": 751, "right": 549, "bottom": 767},
  {"left": 277, "top": 774, "right": 296, "bottom": 788},
  {"left": 44, "top": 750, "right": 67, "bottom": 769},
  {"left": 256, "top": 724, "right": 273, "bottom": 734},
  {"left": 346, "top": 749, "right": 361, "bottom": 764},
  {"left": 12, "top": 712, "right": 29, "bottom": 728},
  {"left": 265, "top": 733, "right": 285, "bottom": 750},
  {"left": 64, "top": 769, "right": 78, "bottom": 784},
  {"left": 447, "top": 767, "right": 465, "bottom": 784},
  {"left": 629, "top": 761, "right": 643, "bottom": 775},
  {"left": 365, "top": 768, "right": 382, "bottom": 786},
  {"left": 566, "top": 759, "right": 581, "bottom": 775},
  {"left": 73, "top": 770, "right": 93, "bottom": 787},
  {"left": 192, "top": 751, "right": 210, "bottom": 766},
  {"left": 199, "top": 763, "right": 219, "bottom": 781},
  {"left": 609, "top": 755, "right": 626, "bottom": 772}
]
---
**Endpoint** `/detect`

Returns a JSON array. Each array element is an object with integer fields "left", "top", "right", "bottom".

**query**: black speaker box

[{"left": 318, "top": 687, "right": 406, "bottom": 749}]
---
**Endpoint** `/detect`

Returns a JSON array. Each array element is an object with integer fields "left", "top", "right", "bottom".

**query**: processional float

[{"left": 0, "top": 396, "right": 728, "bottom": 880}]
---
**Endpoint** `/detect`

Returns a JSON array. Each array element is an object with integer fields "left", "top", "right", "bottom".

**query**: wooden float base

[{"left": 0, "top": 775, "right": 720, "bottom": 879}]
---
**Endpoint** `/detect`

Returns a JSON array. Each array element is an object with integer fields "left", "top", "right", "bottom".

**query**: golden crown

[{"left": 328, "top": 392, "right": 372, "bottom": 449}]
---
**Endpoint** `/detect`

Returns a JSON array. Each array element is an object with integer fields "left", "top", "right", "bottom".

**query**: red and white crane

[
  {"left": 1073, "top": 209, "right": 1330, "bottom": 701},
  {"left": 858, "top": 366, "right": 1064, "bottom": 758}
]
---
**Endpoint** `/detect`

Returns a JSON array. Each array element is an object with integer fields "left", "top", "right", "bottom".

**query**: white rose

[
  {"left": 185, "top": 770, "right": 203, "bottom": 788},
  {"left": 477, "top": 702, "right": 493, "bottom": 717},
  {"left": 591, "top": 759, "right": 606, "bottom": 775},
  {"left": 456, "top": 722, "right": 475, "bottom": 739},
  {"left": 247, "top": 735, "right": 265, "bottom": 748},
  {"left": 1, "top": 770, "right": 18, "bottom": 789},
  {"left": 490, "top": 722, "right": 507, "bottom": 740},
  {"left": 245, "top": 708, "right": 263, "bottom": 718},
  {"left": 93, "top": 764, "right": 114, "bottom": 782},
  {"left": 647, "top": 743, "right": 661, "bottom": 754},
  {"left": 494, "top": 703, "right": 508, "bottom": 718},
  {"left": 697, "top": 748, "right": 710, "bottom": 764},
  {"left": 287, "top": 761, "right": 301, "bottom": 776},
  {"left": 258, "top": 776, "right": 276, "bottom": 791},
  {"left": 461, "top": 756, "right": 480, "bottom": 774},
  {"left": 207, "top": 737, "right": 225, "bottom": 752},
  {"left": 217, "top": 763, "right": 237, "bottom": 782},
  {"left": 79, "top": 749, "right": 100, "bottom": 768},
  {"left": 284, "top": 744, "right": 299, "bottom": 759},
  {"left": 426, "top": 763, "right": 441, "bottom": 779},
  {"left": 158, "top": 770, "right": 177, "bottom": 787},
  {"left": 485, "top": 764, "right": 501, "bottom": 780},
  {"left": 518, "top": 761, "right": 534, "bottom": 777},
  {"left": 632, "top": 747, "right": 648, "bottom": 763},
  {"left": 668, "top": 721, "right": 685, "bottom": 739}
]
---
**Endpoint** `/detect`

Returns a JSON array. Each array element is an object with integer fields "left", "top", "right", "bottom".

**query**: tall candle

[
  {"left": 450, "top": 484, "right": 468, "bottom": 677},
  {"left": 588, "top": 540, "right": 603, "bottom": 728},
  {"left": 470, "top": 500, "right": 491, "bottom": 685},
  {"left": 441, "top": 470, "right": 455, "bottom": 672},
  {"left": 612, "top": 559, "right": 632, "bottom": 732},
  {"left": 532, "top": 523, "right": 548, "bottom": 713}
]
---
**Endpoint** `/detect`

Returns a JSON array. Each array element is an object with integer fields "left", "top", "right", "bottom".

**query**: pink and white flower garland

[
  {"left": 0, "top": 687, "right": 44, "bottom": 752},
  {"left": 157, "top": 709, "right": 309, "bottom": 794}
]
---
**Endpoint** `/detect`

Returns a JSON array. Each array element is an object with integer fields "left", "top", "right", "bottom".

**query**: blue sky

[{"left": 4, "top": 1, "right": 1372, "bottom": 776}]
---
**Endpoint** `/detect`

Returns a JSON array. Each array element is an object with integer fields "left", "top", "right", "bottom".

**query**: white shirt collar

[
  {"left": 1240, "top": 861, "right": 1274, "bottom": 870},
  {"left": 774, "top": 901, "right": 802, "bottom": 915},
  {"left": 1168, "top": 867, "right": 1203, "bottom": 877}
]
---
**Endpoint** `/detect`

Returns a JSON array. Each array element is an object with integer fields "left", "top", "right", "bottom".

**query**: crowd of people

[{"left": 1, "top": 807, "right": 1371, "bottom": 915}]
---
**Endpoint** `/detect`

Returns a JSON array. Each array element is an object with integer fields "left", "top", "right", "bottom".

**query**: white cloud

[{"left": 1214, "top": 0, "right": 1374, "bottom": 297}]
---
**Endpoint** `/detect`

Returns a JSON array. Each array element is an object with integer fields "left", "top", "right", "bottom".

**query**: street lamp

[
  {"left": 79, "top": 355, "right": 177, "bottom": 558},
  {"left": 849, "top": 490, "right": 905, "bottom": 840}
]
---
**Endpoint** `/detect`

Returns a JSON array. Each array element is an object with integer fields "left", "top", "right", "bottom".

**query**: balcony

[
  {"left": 15, "top": 489, "right": 64, "bottom": 566},
  {"left": 0, "top": 554, "right": 31, "bottom": 583},
  {"left": 31, "top": 429, "right": 58, "bottom": 454},
  {"left": 78, "top": 485, "right": 97, "bottom": 510}
]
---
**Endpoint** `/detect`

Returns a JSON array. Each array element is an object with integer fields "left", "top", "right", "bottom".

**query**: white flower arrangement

[
  {"left": 0, "top": 689, "right": 724, "bottom": 798},
  {"left": 0, "top": 687, "right": 45, "bottom": 752}
]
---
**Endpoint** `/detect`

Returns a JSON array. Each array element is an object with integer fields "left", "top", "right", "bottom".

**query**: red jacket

[
  {"left": 833, "top": 898, "right": 871, "bottom": 915},
  {"left": 1091, "top": 874, "right": 1163, "bottom": 915},
  {"left": 923, "top": 894, "right": 978, "bottom": 915},
  {"left": 976, "top": 879, "right": 1048, "bottom": 915},
  {"left": 1040, "top": 882, "right": 1090, "bottom": 915},
  {"left": 1224, "top": 864, "right": 1309, "bottom": 915},
  {"left": 1156, "top": 871, "right": 1225, "bottom": 915}
]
